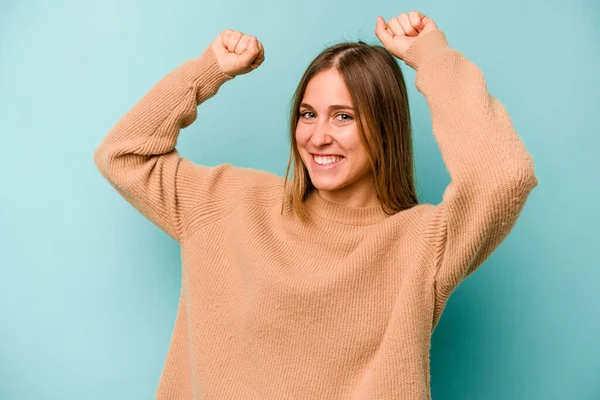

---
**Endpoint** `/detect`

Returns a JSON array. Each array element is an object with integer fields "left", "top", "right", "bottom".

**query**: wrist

[{"left": 403, "top": 29, "right": 450, "bottom": 70}]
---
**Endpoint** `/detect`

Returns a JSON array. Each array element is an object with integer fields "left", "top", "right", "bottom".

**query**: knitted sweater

[{"left": 94, "top": 29, "right": 538, "bottom": 400}]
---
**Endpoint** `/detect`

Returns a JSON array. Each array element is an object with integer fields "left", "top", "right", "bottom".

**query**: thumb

[{"left": 375, "top": 16, "right": 393, "bottom": 48}]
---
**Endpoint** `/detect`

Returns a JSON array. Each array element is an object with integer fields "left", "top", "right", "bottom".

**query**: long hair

[{"left": 283, "top": 40, "right": 420, "bottom": 220}]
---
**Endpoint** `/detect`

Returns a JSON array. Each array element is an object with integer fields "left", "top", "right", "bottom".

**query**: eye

[
  {"left": 299, "top": 111, "right": 315, "bottom": 119},
  {"left": 299, "top": 111, "right": 353, "bottom": 121},
  {"left": 336, "top": 113, "right": 354, "bottom": 121}
]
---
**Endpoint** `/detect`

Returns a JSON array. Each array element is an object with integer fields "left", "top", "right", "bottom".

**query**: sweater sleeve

[
  {"left": 93, "top": 45, "right": 236, "bottom": 242},
  {"left": 404, "top": 30, "right": 539, "bottom": 319}
]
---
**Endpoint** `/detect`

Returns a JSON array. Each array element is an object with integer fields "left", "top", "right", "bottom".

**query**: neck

[
  {"left": 303, "top": 189, "right": 388, "bottom": 226},
  {"left": 317, "top": 180, "right": 380, "bottom": 209}
]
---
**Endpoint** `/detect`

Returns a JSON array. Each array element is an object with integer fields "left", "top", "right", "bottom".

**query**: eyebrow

[{"left": 299, "top": 103, "right": 354, "bottom": 111}]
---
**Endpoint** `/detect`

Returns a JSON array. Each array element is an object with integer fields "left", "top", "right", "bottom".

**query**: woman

[{"left": 94, "top": 10, "right": 538, "bottom": 400}]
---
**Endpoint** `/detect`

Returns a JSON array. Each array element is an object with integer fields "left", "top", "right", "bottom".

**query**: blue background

[{"left": 1, "top": 0, "right": 598, "bottom": 399}]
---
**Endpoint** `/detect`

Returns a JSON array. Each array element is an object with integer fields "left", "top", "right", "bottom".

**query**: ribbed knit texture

[{"left": 94, "top": 30, "right": 538, "bottom": 400}]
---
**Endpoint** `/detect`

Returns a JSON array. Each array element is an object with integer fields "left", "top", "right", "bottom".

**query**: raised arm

[
  {"left": 377, "top": 13, "right": 538, "bottom": 325},
  {"left": 93, "top": 30, "right": 265, "bottom": 242},
  {"left": 409, "top": 30, "right": 537, "bottom": 321}
]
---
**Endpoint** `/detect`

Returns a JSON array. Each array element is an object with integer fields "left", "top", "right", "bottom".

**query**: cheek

[
  {"left": 295, "top": 125, "right": 311, "bottom": 148},
  {"left": 339, "top": 129, "right": 363, "bottom": 155}
]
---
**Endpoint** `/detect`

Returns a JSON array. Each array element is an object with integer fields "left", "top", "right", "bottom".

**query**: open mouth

[{"left": 311, "top": 154, "right": 345, "bottom": 169}]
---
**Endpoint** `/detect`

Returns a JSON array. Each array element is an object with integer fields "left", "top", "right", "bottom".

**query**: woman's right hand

[{"left": 211, "top": 29, "right": 265, "bottom": 78}]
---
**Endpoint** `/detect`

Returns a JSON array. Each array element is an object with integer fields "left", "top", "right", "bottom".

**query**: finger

[
  {"left": 257, "top": 40, "right": 264, "bottom": 55},
  {"left": 239, "top": 36, "right": 259, "bottom": 67},
  {"left": 422, "top": 15, "right": 434, "bottom": 28},
  {"left": 375, "top": 16, "right": 394, "bottom": 48},
  {"left": 409, "top": 11, "right": 424, "bottom": 32},
  {"left": 252, "top": 39, "right": 265, "bottom": 67},
  {"left": 219, "top": 29, "right": 232, "bottom": 49},
  {"left": 227, "top": 30, "right": 243, "bottom": 53},
  {"left": 387, "top": 17, "right": 405, "bottom": 37},
  {"left": 235, "top": 34, "right": 251, "bottom": 55},
  {"left": 399, "top": 13, "right": 417, "bottom": 36}
]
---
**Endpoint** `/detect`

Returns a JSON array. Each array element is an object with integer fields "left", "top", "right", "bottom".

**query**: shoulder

[
  {"left": 209, "top": 162, "right": 284, "bottom": 193},
  {"left": 403, "top": 201, "right": 446, "bottom": 262},
  {"left": 384, "top": 202, "right": 443, "bottom": 251},
  {"left": 180, "top": 161, "right": 285, "bottom": 231},
  {"left": 182, "top": 160, "right": 285, "bottom": 200}
]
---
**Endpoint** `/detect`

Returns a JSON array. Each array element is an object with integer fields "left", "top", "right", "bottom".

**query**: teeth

[{"left": 314, "top": 155, "right": 343, "bottom": 165}]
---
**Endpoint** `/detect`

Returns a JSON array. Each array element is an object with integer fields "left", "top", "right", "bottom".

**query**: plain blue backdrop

[{"left": 1, "top": 0, "right": 598, "bottom": 399}]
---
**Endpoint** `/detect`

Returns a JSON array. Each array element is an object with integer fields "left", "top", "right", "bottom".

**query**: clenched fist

[
  {"left": 211, "top": 29, "right": 265, "bottom": 78},
  {"left": 375, "top": 11, "right": 439, "bottom": 60}
]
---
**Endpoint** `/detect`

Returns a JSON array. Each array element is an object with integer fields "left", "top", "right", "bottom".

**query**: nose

[{"left": 310, "top": 120, "right": 333, "bottom": 147}]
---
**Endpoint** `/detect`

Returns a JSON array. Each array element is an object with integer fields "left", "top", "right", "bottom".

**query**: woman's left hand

[{"left": 375, "top": 11, "right": 439, "bottom": 60}]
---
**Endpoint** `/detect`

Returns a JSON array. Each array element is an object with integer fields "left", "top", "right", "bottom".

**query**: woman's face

[{"left": 295, "top": 68, "right": 376, "bottom": 207}]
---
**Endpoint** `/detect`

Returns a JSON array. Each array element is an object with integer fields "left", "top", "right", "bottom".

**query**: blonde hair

[{"left": 283, "top": 40, "right": 420, "bottom": 220}]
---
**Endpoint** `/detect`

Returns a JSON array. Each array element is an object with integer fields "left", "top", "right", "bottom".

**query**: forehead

[{"left": 302, "top": 69, "right": 352, "bottom": 106}]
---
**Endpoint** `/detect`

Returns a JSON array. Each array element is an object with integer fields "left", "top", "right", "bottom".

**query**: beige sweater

[{"left": 94, "top": 29, "right": 538, "bottom": 399}]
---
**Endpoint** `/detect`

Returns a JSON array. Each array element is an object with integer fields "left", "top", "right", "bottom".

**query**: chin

[
  {"left": 310, "top": 176, "right": 347, "bottom": 192},
  {"left": 312, "top": 183, "right": 342, "bottom": 192}
]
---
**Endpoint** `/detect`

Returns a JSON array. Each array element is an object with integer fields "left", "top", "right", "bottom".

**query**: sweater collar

[{"left": 304, "top": 190, "right": 390, "bottom": 226}]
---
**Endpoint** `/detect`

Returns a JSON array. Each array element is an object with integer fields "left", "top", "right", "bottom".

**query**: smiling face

[{"left": 295, "top": 68, "right": 377, "bottom": 208}]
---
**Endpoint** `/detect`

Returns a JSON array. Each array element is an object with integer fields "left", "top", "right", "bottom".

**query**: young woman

[{"left": 94, "top": 10, "right": 538, "bottom": 400}]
